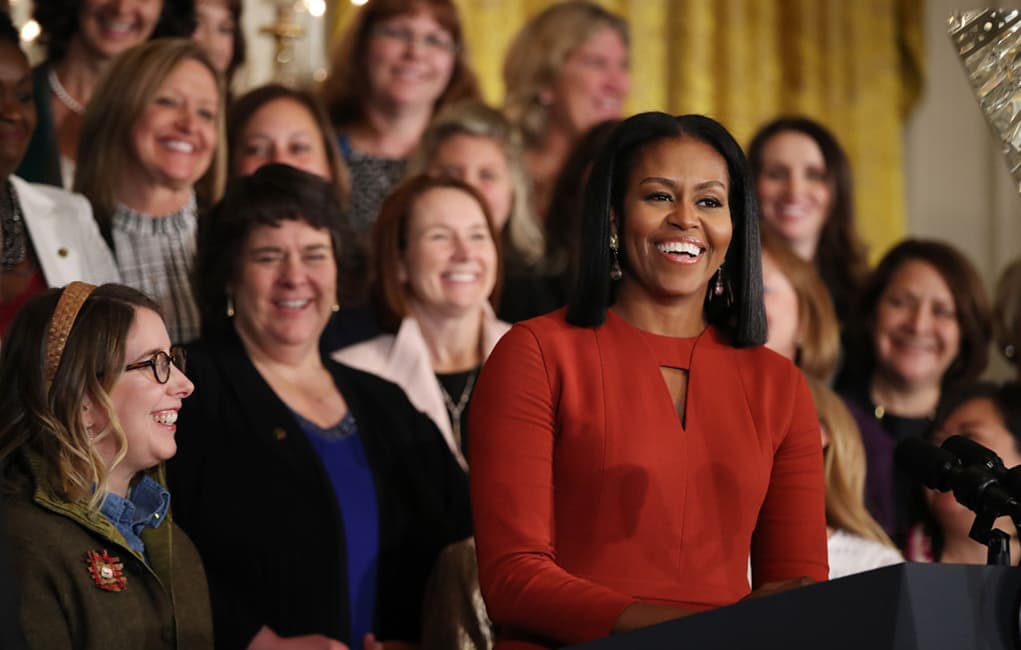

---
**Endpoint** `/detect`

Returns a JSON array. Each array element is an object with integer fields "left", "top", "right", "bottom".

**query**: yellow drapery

[{"left": 331, "top": 0, "right": 924, "bottom": 261}]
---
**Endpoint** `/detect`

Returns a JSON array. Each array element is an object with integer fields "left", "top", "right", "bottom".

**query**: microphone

[
  {"left": 941, "top": 434, "right": 1021, "bottom": 499},
  {"left": 894, "top": 437, "right": 1021, "bottom": 520},
  {"left": 941, "top": 434, "right": 1006, "bottom": 475}
]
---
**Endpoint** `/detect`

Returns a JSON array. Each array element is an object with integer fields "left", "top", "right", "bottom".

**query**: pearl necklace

[{"left": 48, "top": 68, "right": 86, "bottom": 116}]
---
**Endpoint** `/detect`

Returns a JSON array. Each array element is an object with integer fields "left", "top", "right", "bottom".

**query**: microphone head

[
  {"left": 941, "top": 435, "right": 1006, "bottom": 476},
  {"left": 894, "top": 437, "right": 961, "bottom": 492}
]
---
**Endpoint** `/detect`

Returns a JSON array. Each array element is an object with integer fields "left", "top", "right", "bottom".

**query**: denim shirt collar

[{"left": 99, "top": 475, "right": 170, "bottom": 554}]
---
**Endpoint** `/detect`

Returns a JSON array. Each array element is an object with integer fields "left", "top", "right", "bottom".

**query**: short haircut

[
  {"left": 934, "top": 381, "right": 1021, "bottom": 449},
  {"left": 321, "top": 0, "right": 479, "bottom": 129},
  {"left": 567, "top": 112, "right": 766, "bottom": 347},
  {"left": 227, "top": 83, "right": 351, "bottom": 209},
  {"left": 853, "top": 239, "right": 992, "bottom": 389},
  {"left": 407, "top": 99, "right": 543, "bottom": 266},
  {"left": 503, "top": 1, "right": 628, "bottom": 147},
  {"left": 0, "top": 284, "right": 161, "bottom": 507},
  {"left": 747, "top": 116, "right": 869, "bottom": 321},
  {"left": 761, "top": 227, "right": 840, "bottom": 382},
  {"left": 195, "top": 163, "right": 362, "bottom": 339},
  {"left": 74, "top": 39, "right": 226, "bottom": 237},
  {"left": 34, "top": 0, "right": 196, "bottom": 64},
  {"left": 370, "top": 174, "right": 503, "bottom": 333}
]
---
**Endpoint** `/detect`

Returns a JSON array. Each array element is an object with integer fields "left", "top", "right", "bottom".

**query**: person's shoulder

[
  {"left": 328, "top": 356, "right": 410, "bottom": 404},
  {"left": 511, "top": 307, "right": 589, "bottom": 341},
  {"left": 720, "top": 339, "right": 802, "bottom": 382},
  {"left": 331, "top": 332, "right": 395, "bottom": 366},
  {"left": 12, "top": 176, "right": 91, "bottom": 218}
]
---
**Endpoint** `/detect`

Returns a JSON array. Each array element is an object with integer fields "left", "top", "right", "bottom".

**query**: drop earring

[
  {"left": 226, "top": 293, "right": 235, "bottom": 318},
  {"left": 609, "top": 233, "right": 622, "bottom": 281},
  {"left": 714, "top": 266, "right": 725, "bottom": 296}
]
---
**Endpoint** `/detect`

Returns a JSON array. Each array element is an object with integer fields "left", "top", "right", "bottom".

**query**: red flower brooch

[{"left": 85, "top": 550, "right": 126, "bottom": 592}]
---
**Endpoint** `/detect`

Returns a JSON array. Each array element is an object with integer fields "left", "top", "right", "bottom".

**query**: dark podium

[{"left": 567, "top": 564, "right": 1021, "bottom": 650}]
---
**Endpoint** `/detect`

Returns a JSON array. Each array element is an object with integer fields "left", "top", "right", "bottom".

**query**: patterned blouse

[
  {"left": 111, "top": 195, "right": 200, "bottom": 344},
  {"left": 338, "top": 135, "right": 406, "bottom": 234}
]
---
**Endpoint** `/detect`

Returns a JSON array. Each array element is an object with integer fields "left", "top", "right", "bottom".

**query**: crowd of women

[{"left": 0, "top": 1, "right": 1020, "bottom": 649}]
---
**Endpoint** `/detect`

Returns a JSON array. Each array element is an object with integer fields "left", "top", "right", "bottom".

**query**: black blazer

[{"left": 166, "top": 330, "right": 471, "bottom": 648}]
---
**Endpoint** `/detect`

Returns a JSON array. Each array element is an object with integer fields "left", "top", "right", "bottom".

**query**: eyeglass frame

[
  {"left": 124, "top": 347, "right": 187, "bottom": 385},
  {"left": 371, "top": 23, "right": 459, "bottom": 55}
]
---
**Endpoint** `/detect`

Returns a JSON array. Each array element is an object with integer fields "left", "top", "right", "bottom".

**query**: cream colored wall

[{"left": 903, "top": 1, "right": 1021, "bottom": 379}]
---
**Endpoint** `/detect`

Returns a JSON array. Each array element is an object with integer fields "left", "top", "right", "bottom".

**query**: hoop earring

[
  {"left": 713, "top": 266, "right": 725, "bottom": 296},
  {"left": 609, "top": 233, "right": 622, "bottom": 281}
]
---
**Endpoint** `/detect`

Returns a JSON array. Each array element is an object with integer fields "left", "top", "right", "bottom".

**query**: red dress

[{"left": 469, "top": 310, "right": 828, "bottom": 648}]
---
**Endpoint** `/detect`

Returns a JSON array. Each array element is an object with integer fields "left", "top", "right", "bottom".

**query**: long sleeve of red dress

[{"left": 469, "top": 311, "right": 828, "bottom": 648}]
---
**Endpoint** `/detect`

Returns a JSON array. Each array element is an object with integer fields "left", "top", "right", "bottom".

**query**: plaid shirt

[{"left": 112, "top": 196, "right": 200, "bottom": 344}]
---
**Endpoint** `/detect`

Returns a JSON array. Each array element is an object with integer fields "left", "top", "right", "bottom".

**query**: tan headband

[{"left": 45, "top": 282, "right": 97, "bottom": 384}]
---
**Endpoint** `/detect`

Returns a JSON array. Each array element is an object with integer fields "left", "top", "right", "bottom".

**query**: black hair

[
  {"left": 194, "top": 163, "right": 365, "bottom": 339},
  {"left": 0, "top": 11, "right": 20, "bottom": 48},
  {"left": 567, "top": 112, "right": 765, "bottom": 347},
  {"left": 34, "top": 0, "right": 196, "bottom": 64},
  {"left": 922, "top": 380, "right": 1021, "bottom": 560}
]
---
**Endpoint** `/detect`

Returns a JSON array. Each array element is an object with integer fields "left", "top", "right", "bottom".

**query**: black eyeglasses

[{"left": 124, "top": 347, "right": 187, "bottom": 384}]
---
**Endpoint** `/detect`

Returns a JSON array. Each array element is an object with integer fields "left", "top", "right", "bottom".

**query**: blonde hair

[
  {"left": 761, "top": 228, "right": 840, "bottom": 382},
  {"left": 0, "top": 285, "right": 162, "bottom": 509},
  {"left": 808, "top": 378, "right": 895, "bottom": 547},
  {"left": 408, "top": 100, "right": 544, "bottom": 266},
  {"left": 994, "top": 258, "right": 1021, "bottom": 368},
  {"left": 503, "top": 1, "right": 628, "bottom": 147},
  {"left": 74, "top": 39, "right": 227, "bottom": 234}
]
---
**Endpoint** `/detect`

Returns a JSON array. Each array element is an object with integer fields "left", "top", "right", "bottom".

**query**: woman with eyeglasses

[
  {"left": 0, "top": 282, "right": 211, "bottom": 649},
  {"left": 167, "top": 164, "right": 471, "bottom": 650},
  {"left": 320, "top": 0, "right": 479, "bottom": 234}
]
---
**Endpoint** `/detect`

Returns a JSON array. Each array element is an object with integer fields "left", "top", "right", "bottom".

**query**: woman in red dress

[{"left": 469, "top": 112, "right": 828, "bottom": 648}]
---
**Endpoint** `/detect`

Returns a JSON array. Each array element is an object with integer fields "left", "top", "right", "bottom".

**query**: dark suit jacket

[{"left": 167, "top": 330, "right": 472, "bottom": 648}]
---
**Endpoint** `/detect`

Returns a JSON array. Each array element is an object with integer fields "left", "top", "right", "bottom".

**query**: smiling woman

[
  {"left": 335, "top": 174, "right": 508, "bottom": 468},
  {"left": 503, "top": 1, "right": 630, "bottom": 217},
  {"left": 74, "top": 39, "right": 226, "bottom": 345},
  {"left": 837, "top": 238, "right": 992, "bottom": 544},
  {"left": 469, "top": 113, "right": 827, "bottom": 649},
  {"left": 19, "top": 0, "right": 196, "bottom": 188},
  {"left": 321, "top": 0, "right": 478, "bottom": 233},
  {"left": 0, "top": 282, "right": 211, "bottom": 649},
  {"left": 169, "top": 164, "right": 471, "bottom": 650}
]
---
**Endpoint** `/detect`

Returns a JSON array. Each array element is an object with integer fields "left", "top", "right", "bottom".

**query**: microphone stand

[{"left": 966, "top": 503, "right": 1011, "bottom": 566}]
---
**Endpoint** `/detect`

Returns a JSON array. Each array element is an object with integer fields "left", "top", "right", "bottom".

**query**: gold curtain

[{"left": 331, "top": 0, "right": 924, "bottom": 261}]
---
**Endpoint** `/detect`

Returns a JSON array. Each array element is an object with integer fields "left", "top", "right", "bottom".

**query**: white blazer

[
  {"left": 333, "top": 307, "right": 511, "bottom": 470},
  {"left": 15, "top": 175, "right": 120, "bottom": 287}
]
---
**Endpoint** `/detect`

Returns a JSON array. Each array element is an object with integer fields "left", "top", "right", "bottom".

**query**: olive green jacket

[{"left": 4, "top": 452, "right": 213, "bottom": 650}]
